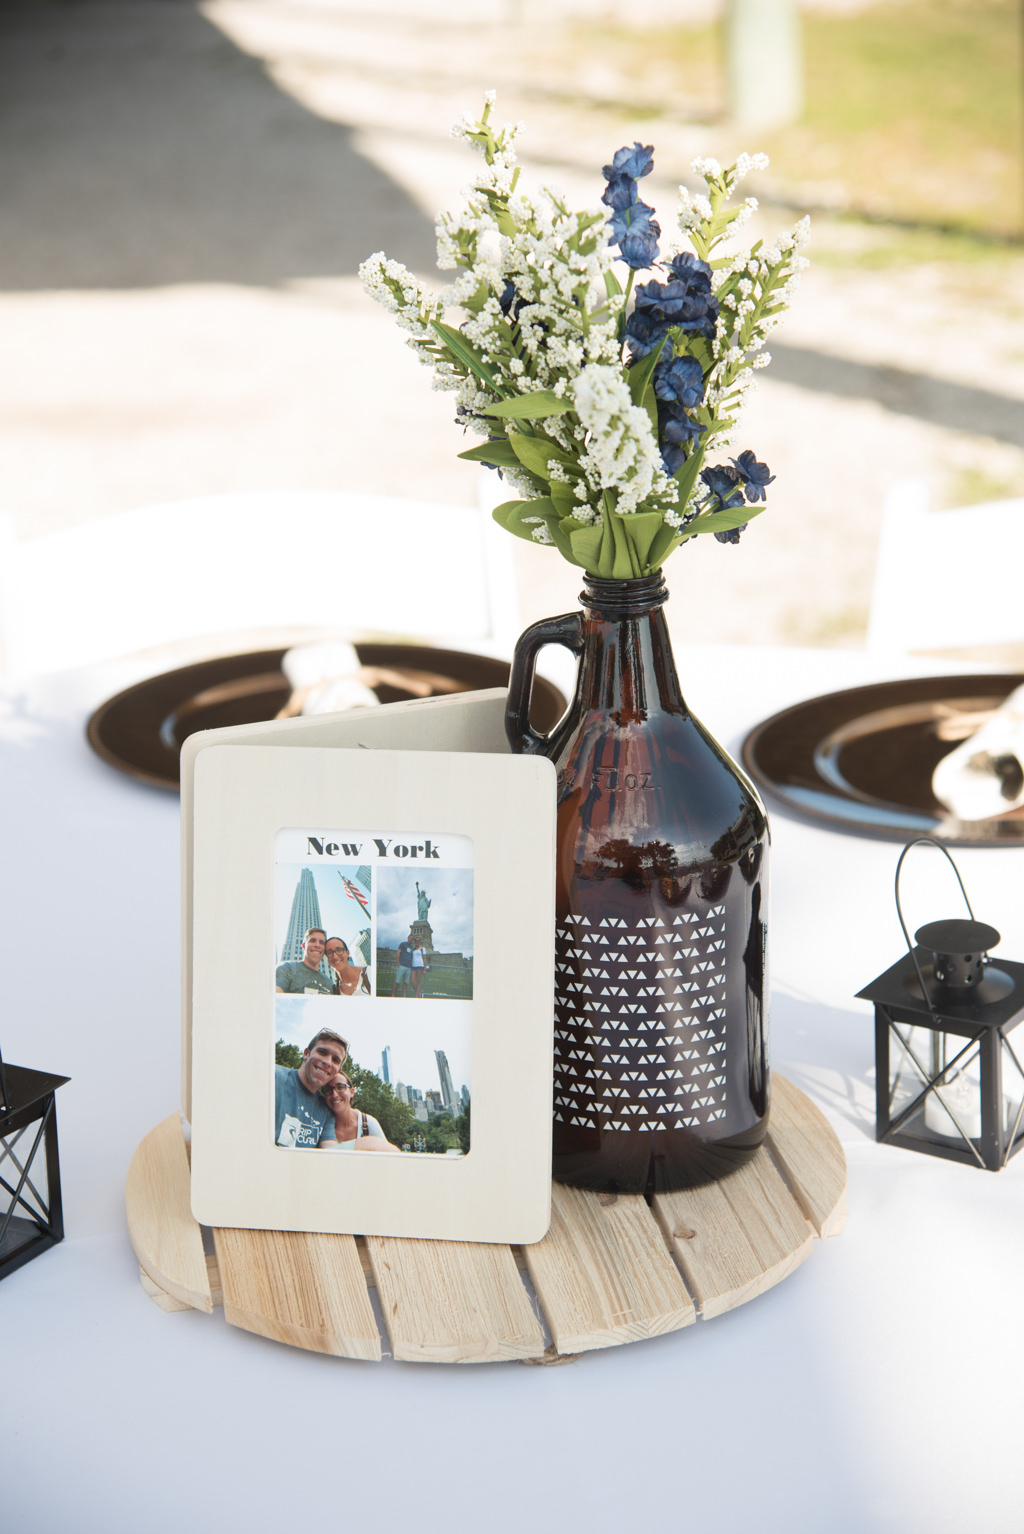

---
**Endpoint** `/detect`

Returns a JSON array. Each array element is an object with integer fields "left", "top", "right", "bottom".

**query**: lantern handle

[{"left": 894, "top": 836, "right": 976, "bottom": 1013}]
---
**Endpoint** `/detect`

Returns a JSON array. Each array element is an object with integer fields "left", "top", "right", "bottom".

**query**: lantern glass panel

[
  {"left": 0, "top": 1114, "right": 55, "bottom": 1263},
  {"left": 0, "top": 1064, "right": 69, "bottom": 1280}
]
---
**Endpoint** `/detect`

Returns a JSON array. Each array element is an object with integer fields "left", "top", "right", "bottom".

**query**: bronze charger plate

[
  {"left": 87, "top": 643, "right": 567, "bottom": 791},
  {"left": 740, "top": 672, "right": 1024, "bottom": 846}
]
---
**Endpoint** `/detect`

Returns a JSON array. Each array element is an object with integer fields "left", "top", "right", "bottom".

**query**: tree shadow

[{"left": 0, "top": 0, "right": 438, "bottom": 290}]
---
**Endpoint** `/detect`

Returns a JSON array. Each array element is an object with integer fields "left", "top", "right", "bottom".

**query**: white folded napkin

[
  {"left": 280, "top": 641, "right": 380, "bottom": 716},
  {"left": 932, "top": 682, "right": 1024, "bottom": 821}
]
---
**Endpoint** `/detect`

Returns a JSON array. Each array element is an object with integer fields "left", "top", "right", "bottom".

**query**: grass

[
  {"left": 561, "top": 0, "right": 1023, "bottom": 242},
  {"left": 943, "top": 463, "right": 1022, "bottom": 507},
  {"left": 765, "top": 0, "right": 1023, "bottom": 238},
  {"left": 375, "top": 961, "right": 473, "bottom": 1001},
  {"left": 807, "top": 217, "right": 1024, "bottom": 271}
]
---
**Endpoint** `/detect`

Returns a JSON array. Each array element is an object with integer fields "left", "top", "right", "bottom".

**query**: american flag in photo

[{"left": 339, "top": 871, "right": 370, "bottom": 916}]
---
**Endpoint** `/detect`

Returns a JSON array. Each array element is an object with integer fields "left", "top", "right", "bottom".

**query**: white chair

[
  {"left": 867, "top": 480, "right": 1024, "bottom": 657},
  {"left": 0, "top": 489, "right": 522, "bottom": 678}
]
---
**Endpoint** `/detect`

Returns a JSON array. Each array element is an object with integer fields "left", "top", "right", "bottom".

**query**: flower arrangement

[{"left": 360, "top": 95, "right": 809, "bottom": 580}]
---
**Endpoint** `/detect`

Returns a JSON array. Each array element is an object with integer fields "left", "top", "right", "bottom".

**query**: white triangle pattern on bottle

[{"left": 552, "top": 906, "right": 728, "bottom": 1131}]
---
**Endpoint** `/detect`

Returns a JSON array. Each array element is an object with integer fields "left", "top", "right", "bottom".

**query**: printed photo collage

[{"left": 273, "top": 827, "right": 474, "bottom": 1159}]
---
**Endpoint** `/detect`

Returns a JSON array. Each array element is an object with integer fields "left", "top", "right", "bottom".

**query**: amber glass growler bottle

[{"left": 506, "top": 571, "right": 770, "bottom": 1194}]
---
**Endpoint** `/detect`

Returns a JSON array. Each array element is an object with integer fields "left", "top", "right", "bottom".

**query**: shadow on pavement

[
  {"left": 771, "top": 342, "right": 1024, "bottom": 452},
  {"left": 0, "top": 0, "right": 438, "bottom": 289}
]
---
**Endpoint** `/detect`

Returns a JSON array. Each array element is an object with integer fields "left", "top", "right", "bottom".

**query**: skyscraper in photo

[
  {"left": 435, "top": 1049, "right": 460, "bottom": 1116},
  {"left": 281, "top": 868, "right": 333, "bottom": 982},
  {"left": 381, "top": 1045, "right": 392, "bottom": 1084}
]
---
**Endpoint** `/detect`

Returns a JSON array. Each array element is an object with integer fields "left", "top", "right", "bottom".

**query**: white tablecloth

[{"left": 4, "top": 645, "right": 1023, "bottom": 1534}]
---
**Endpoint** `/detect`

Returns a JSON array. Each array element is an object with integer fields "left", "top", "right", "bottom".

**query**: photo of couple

[
  {"left": 391, "top": 932, "right": 428, "bottom": 999},
  {"left": 276, "top": 926, "right": 369, "bottom": 997},
  {"left": 375, "top": 868, "right": 474, "bottom": 1001},
  {"left": 274, "top": 1027, "right": 402, "bottom": 1153},
  {"left": 273, "top": 859, "right": 372, "bottom": 999},
  {"left": 273, "top": 1022, "right": 471, "bottom": 1156}
]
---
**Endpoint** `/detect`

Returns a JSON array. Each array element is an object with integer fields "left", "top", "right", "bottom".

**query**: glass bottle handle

[{"left": 505, "top": 611, "right": 584, "bottom": 753}]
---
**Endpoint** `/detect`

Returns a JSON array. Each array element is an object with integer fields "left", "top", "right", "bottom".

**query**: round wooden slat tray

[{"left": 126, "top": 1074, "right": 846, "bottom": 1364}]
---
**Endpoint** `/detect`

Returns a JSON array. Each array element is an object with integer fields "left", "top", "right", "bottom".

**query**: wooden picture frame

[{"left": 185, "top": 693, "right": 556, "bottom": 1245}]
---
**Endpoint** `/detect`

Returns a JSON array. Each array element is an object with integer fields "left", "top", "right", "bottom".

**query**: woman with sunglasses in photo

[
  {"left": 321, "top": 1074, "right": 400, "bottom": 1152},
  {"left": 324, "top": 937, "right": 370, "bottom": 997}
]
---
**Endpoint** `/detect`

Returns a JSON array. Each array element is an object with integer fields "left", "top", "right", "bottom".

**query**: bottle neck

[{"left": 576, "top": 570, "right": 684, "bottom": 722}]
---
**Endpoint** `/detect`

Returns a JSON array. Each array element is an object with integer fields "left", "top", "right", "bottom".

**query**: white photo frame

[{"left": 189, "top": 731, "right": 556, "bottom": 1245}]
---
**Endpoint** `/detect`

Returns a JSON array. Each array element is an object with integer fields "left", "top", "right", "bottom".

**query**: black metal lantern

[
  {"left": 856, "top": 838, "right": 1024, "bottom": 1172},
  {"left": 0, "top": 1043, "right": 69, "bottom": 1279}
]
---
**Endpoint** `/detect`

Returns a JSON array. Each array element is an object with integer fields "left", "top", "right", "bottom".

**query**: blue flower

[
  {"left": 700, "top": 463, "right": 746, "bottom": 511},
  {"left": 714, "top": 525, "right": 747, "bottom": 544},
  {"left": 601, "top": 173, "right": 639, "bottom": 214},
  {"left": 602, "top": 143, "right": 655, "bottom": 181},
  {"left": 607, "top": 198, "right": 659, "bottom": 246},
  {"left": 602, "top": 144, "right": 661, "bottom": 269},
  {"left": 634, "top": 271, "right": 718, "bottom": 341},
  {"left": 654, "top": 355, "right": 705, "bottom": 410},
  {"left": 624, "top": 309, "right": 673, "bottom": 363},
  {"left": 730, "top": 450, "right": 775, "bottom": 503},
  {"left": 607, "top": 201, "right": 661, "bottom": 267},
  {"left": 619, "top": 220, "right": 661, "bottom": 269},
  {"left": 661, "top": 410, "right": 704, "bottom": 446},
  {"left": 661, "top": 444, "right": 687, "bottom": 475},
  {"left": 664, "top": 251, "right": 714, "bottom": 285}
]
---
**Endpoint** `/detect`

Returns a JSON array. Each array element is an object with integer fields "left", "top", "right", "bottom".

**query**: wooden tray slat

[
  {"left": 365, "top": 1235, "right": 544, "bottom": 1363},
  {"left": 126, "top": 1112, "right": 212, "bottom": 1313},
  {"left": 524, "top": 1183, "right": 696, "bottom": 1355},
  {"left": 653, "top": 1145, "right": 815, "bottom": 1320},
  {"left": 213, "top": 1228, "right": 382, "bottom": 1361},
  {"left": 766, "top": 1073, "right": 849, "bottom": 1239}
]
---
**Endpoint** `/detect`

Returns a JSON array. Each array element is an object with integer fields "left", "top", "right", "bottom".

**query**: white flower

[
  {"left": 572, "top": 364, "right": 677, "bottom": 516},
  {"left": 730, "top": 197, "right": 758, "bottom": 231}
]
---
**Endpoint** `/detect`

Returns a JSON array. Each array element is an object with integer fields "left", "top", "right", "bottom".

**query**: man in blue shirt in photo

[
  {"left": 392, "top": 934, "right": 414, "bottom": 998},
  {"left": 274, "top": 1028, "right": 349, "bottom": 1148},
  {"left": 275, "top": 927, "right": 335, "bottom": 996}
]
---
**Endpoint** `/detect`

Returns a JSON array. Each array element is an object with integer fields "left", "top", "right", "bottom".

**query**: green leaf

[
  {"left": 549, "top": 480, "right": 577, "bottom": 516},
  {"left": 687, "top": 503, "right": 766, "bottom": 536},
  {"left": 508, "top": 432, "right": 572, "bottom": 481},
  {"left": 457, "top": 440, "right": 518, "bottom": 467},
  {"left": 491, "top": 497, "right": 551, "bottom": 542},
  {"left": 567, "top": 522, "right": 604, "bottom": 572},
  {"left": 492, "top": 498, "right": 576, "bottom": 560},
  {"left": 645, "top": 524, "right": 685, "bottom": 569},
  {"left": 673, "top": 449, "right": 705, "bottom": 506},
  {"left": 482, "top": 390, "right": 572, "bottom": 420},
  {"left": 608, "top": 509, "right": 641, "bottom": 580},
  {"left": 491, "top": 498, "right": 530, "bottom": 532},
  {"left": 627, "top": 346, "right": 664, "bottom": 412},
  {"left": 619, "top": 510, "right": 666, "bottom": 571},
  {"left": 430, "top": 321, "right": 502, "bottom": 393},
  {"left": 686, "top": 336, "right": 713, "bottom": 373},
  {"left": 494, "top": 207, "right": 516, "bottom": 238},
  {"left": 604, "top": 269, "right": 624, "bottom": 300}
]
